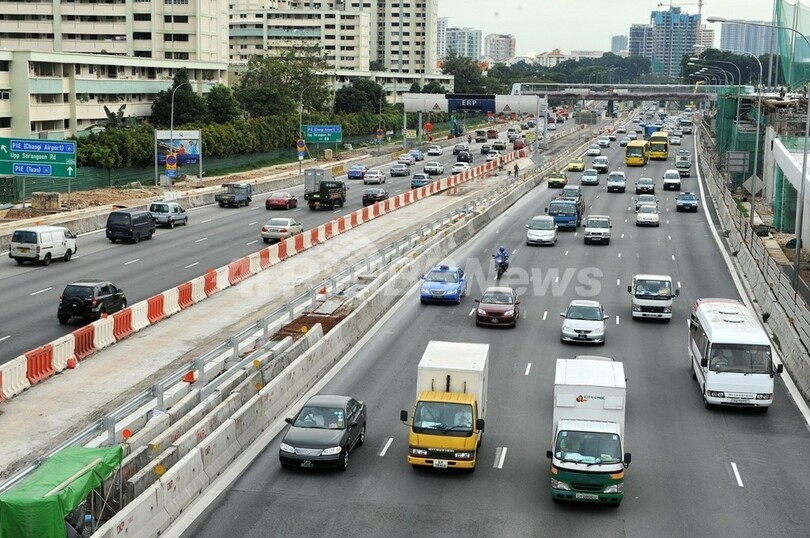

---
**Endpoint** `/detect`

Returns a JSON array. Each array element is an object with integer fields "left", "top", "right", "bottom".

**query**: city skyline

[{"left": 438, "top": 0, "right": 774, "bottom": 56}]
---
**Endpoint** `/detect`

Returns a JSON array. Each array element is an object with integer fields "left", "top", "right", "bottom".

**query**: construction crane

[{"left": 657, "top": 0, "right": 705, "bottom": 28}]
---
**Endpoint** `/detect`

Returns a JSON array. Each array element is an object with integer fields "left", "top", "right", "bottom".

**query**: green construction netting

[
  {"left": 777, "top": 0, "right": 810, "bottom": 89},
  {"left": 0, "top": 446, "right": 122, "bottom": 538}
]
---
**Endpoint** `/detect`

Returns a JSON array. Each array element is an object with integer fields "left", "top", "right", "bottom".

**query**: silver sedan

[{"left": 261, "top": 217, "right": 304, "bottom": 243}]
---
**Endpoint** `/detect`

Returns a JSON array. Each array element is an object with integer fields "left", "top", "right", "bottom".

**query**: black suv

[
  {"left": 58, "top": 280, "right": 127, "bottom": 324},
  {"left": 456, "top": 151, "right": 473, "bottom": 163}
]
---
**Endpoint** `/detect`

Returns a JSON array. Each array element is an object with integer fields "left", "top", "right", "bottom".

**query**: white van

[
  {"left": 10, "top": 225, "right": 77, "bottom": 266},
  {"left": 627, "top": 274, "right": 678, "bottom": 320},
  {"left": 688, "top": 298, "right": 783, "bottom": 411}
]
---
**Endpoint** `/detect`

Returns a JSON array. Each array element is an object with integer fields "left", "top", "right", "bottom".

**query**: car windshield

[
  {"left": 549, "top": 202, "right": 575, "bottom": 216},
  {"left": 293, "top": 406, "right": 346, "bottom": 429},
  {"left": 566, "top": 305, "right": 603, "bottom": 320},
  {"left": 269, "top": 192, "right": 287, "bottom": 198},
  {"left": 589, "top": 145, "right": 599, "bottom": 150},
  {"left": 555, "top": 431, "right": 622, "bottom": 464},
  {"left": 679, "top": 194, "right": 697, "bottom": 201},
  {"left": 609, "top": 174, "right": 624, "bottom": 180},
  {"left": 481, "top": 292, "right": 514, "bottom": 304},
  {"left": 529, "top": 219, "right": 554, "bottom": 230},
  {"left": 350, "top": 166, "right": 365, "bottom": 171},
  {"left": 638, "top": 206, "right": 657, "bottom": 214},
  {"left": 665, "top": 173, "right": 679, "bottom": 179},
  {"left": 266, "top": 219, "right": 290, "bottom": 227},
  {"left": 150, "top": 204, "right": 168, "bottom": 213},
  {"left": 587, "top": 219, "right": 609, "bottom": 228},
  {"left": 412, "top": 401, "right": 474, "bottom": 435},
  {"left": 584, "top": 171, "right": 596, "bottom": 177},
  {"left": 639, "top": 196, "right": 655, "bottom": 203},
  {"left": 708, "top": 344, "right": 773, "bottom": 374},
  {"left": 639, "top": 178, "right": 652, "bottom": 184},
  {"left": 426, "top": 270, "right": 458, "bottom": 283},
  {"left": 364, "top": 189, "right": 382, "bottom": 195},
  {"left": 63, "top": 285, "right": 93, "bottom": 299},
  {"left": 11, "top": 230, "right": 37, "bottom": 243}
]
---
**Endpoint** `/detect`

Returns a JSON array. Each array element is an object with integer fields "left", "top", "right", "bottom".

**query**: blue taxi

[
  {"left": 420, "top": 265, "right": 467, "bottom": 304},
  {"left": 676, "top": 192, "right": 699, "bottom": 212}
]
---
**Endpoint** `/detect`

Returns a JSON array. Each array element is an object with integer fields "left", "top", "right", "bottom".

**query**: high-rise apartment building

[
  {"left": 485, "top": 34, "right": 516, "bottom": 63},
  {"left": 611, "top": 35, "right": 628, "bottom": 54},
  {"left": 437, "top": 17, "right": 448, "bottom": 60},
  {"left": 628, "top": 24, "right": 653, "bottom": 59},
  {"left": 698, "top": 25, "right": 715, "bottom": 49},
  {"left": 446, "top": 27, "right": 482, "bottom": 61},
  {"left": 0, "top": 0, "right": 229, "bottom": 137},
  {"left": 629, "top": 8, "right": 699, "bottom": 78},
  {"left": 720, "top": 21, "right": 773, "bottom": 56}
]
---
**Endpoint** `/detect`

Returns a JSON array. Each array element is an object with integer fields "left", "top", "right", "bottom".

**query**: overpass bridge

[{"left": 510, "top": 82, "right": 724, "bottom": 102}]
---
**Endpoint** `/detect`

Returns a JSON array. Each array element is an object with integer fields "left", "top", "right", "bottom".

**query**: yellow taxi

[
  {"left": 567, "top": 157, "right": 585, "bottom": 172},
  {"left": 548, "top": 171, "right": 568, "bottom": 188}
]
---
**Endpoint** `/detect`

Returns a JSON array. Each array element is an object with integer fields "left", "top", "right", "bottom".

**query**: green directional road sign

[{"left": 0, "top": 137, "right": 77, "bottom": 178}]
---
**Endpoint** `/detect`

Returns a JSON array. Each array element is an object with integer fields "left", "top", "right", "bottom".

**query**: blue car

[
  {"left": 409, "top": 149, "right": 425, "bottom": 162},
  {"left": 420, "top": 265, "right": 467, "bottom": 304},
  {"left": 676, "top": 191, "right": 699, "bottom": 212},
  {"left": 411, "top": 173, "right": 432, "bottom": 189},
  {"left": 348, "top": 165, "right": 368, "bottom": 180}
]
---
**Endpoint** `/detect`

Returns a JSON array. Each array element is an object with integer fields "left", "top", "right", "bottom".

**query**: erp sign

[{"left": 447, "top": 97, "right": 496, "bottom": 113}]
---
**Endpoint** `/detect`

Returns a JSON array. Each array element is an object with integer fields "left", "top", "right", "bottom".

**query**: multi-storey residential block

[{"left": 485, "top": 34, "right": 516, "bottom": 63}]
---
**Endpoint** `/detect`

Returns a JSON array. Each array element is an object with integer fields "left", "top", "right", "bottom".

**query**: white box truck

[
  {"left": 400, "top": 341, "right": 488, "bottom": 471},
  {"left": 546, "top": 357, "right": 630, "bottom": 506},
  {"left": 628, "top": 273, "right": 679, "bottom": 321}
]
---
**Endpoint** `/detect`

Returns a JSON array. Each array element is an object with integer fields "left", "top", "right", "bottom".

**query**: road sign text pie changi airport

[{"left": 0, "top": 138, "right": 77, "bottom": 177}]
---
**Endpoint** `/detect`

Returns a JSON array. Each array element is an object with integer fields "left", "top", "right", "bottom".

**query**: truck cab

[
  {"left": 675, "top": 150, "right": 692, "bottom": 177},
  {"left": 304, "top": 168, "right": 346, "bottom": 210},
  {"left": 401, "top": 341, "right": 487, "bottom": 471},
  {"left": 215, "top": 183, "right": 253, "bottom": 208},
  {"left": 546, "top": 199, "right": 581, "bottom": 230},
  {"left": 474, "top": 130, "right": 488, "bottom": 143},
  {"left": 627, "top": 273, "right": 679, "bottom": 321}
]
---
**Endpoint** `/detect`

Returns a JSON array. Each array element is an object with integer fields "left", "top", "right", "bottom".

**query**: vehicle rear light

[
  {"left": 279, "top": 228, "right": 288, "bottom": 233},
  {"left": 91, "top": 298, "right": 98, "bottom": 306},
  {"left": 261, "top": 227, "right": 269, "bottom": 232},
  {"left": 59, "top": 295, "right": 64, "bottom": 301}
]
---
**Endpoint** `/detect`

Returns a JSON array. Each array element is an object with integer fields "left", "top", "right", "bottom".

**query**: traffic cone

[{"left": 183, "top": 371, "right": 197, "bottom": 384}]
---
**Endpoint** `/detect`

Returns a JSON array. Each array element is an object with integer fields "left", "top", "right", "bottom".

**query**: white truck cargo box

[{"left": 417, "top": 341, "right": 489, "bottom": 418}]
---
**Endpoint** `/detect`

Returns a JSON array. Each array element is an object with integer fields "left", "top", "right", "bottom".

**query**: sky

[{"left": 438, "top": 0, "right": 776, "bottom": 56}]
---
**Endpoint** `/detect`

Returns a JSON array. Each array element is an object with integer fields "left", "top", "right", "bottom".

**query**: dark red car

[
  {"left": 265, "top": 192, "right": 298, "bottom": 210},
  {"left": 475, "top": 286, "right": 520, "bottom": 327},
  {"left": 513, "top": 138, "right": 527, "bottom": 150},
  {"left": 362, "top": 188, "right": 389, "bottom": 206}
]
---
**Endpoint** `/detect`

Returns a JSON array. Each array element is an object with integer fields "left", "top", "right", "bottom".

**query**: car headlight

[
  {"left": 279, "top": 443, "right": 295, "bottom": 454},
  {"left": 321, "top": 446, "right": 342, "bottom": 456},
  {"left": 410, "top": 448, "right": 428, "bottom": 456},
  {"left": 756, "top": 393, "right": 773, "bottom": 400},
  {"left": 550, "top": 478, "right": 572, "bottom": 491},
  {"left": 477, "top": 308, "right": 487, "bottom": 315},
  {"left": 454, "top": 452, "right": 474, "bottom": 460},
  {"left": 632, "top": 305, "right": 641, "bottom": 312},
  {"left": 603, "top": 483, "right": 624, "bottom": 494},
  {"left": 708, "top": 391, "right": 725, "bottom": 398},
  {"left": 663, "top": 306, "right": 672, "bottom": 313},
  {"left": 504, "top": 310, "right": 514, "bottom": 317}
]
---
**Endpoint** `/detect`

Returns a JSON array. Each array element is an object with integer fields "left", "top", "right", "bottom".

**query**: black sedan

[
  {"left": 279, "top": 395, "right": 367, "bottom": 471},
  {"left": 362, "top": 188, "right": 389, "bottom": 206}
]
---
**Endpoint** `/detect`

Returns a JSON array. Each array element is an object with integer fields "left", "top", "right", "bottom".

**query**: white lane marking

[
  {"left": 668, "top": 235, "right": 672, "bottom": 240},
  {"left": 200, "top": 219, "right": 211, "bottom": 224},
  {"left": 731, "top": 462, "right": 744, "bottom": 487},
  {"left": 495, "top": 229, "right": 499, "bottom": 233},
  {"left": 379, "top": 438, "right": 394, "bottom": 457},
  {"left": 617, "top": 279, "right": 620, "bottom": 286},
  {"left": 250, "top": 206, "right": 260, "bottom": 211},
  {"left": 624, "top": 218, "right": 628, "bottom": 223},
  {"left": 293, "top": 208, "right": 302, "bottom": 212},
  {"left": 565, "top": 250, "right": 569, "bottom": 256},
  {"left": 30, "top": 287, "right": 52, "bottom": 296},
  {"left": 618, "top": 252, "right": 622, "bottom": 258},
  {"left": 194, "top": 237, "right": 208, "bottom": 243},
  {"left": 184, "top": 262, "right": 199, "bottom": 269},
  {"left": 468, "top": 308, "right": 475, "bottom": 316},
  {"left": 671, "top": 254, "right": 676, "bottom": 260},
  {"left": 333, "top": 209, "right": 341, "bottom": 213},
  {"left": 245, "top": 240, "right": 259, "bottom": 246},
  {"left": 574, "top": 232, "right": 578, "bottom": 237},
  {"left": 512, "top": 249, "right": 517, "bottom": 254},
  {"left": 677, "top": 281, "right": 682, "bottom": 289},
  {"left": 124, "top": 258, "right": 140, "bottom": 265},
  {"left": 525, "top": 363, "right": 532, "bottom": 376},
  {"left": 666, "top": 219, "right": 670, "bottom": 224},
  {"left": 496, "top": 447, "right": 508, "bottom": 469},
  {"left": 542, "top": 311, "right": 548, "bottom": 321},
  {"left": 616, "top": 315, "right": 620, "bottom": 325},
  {"left": 248, "top": 221, "right": 258, "bottom": 226},
  {"left": 493, "top": 447, "right": 503, "bottom": 468},
  {"left": 0, "top": 335, "right": 9, "bottom": 343},
  {"left": 621, "top": 233, "right": 625, "bottom": 239}
]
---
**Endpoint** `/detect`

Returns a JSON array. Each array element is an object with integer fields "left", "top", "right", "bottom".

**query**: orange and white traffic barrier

[
  {"left": 51, "top": 333, "right": 75, "bottom": 372},
  {"left": 247, "top": 252, "right": 262, "bottom": 275},
  {"left": 147, "top": 295, "right": 166, "bottom": 324},
  {"left": 25, "top": 345, "right": 55, "bottom": 385},
  {"left": 162, "top": 288, "right": 181, "bottom": 317},
  {"left": 0, "top": 356, "right": 30, "bottom": 399},
  {"left": 92, "top": 315, "right": 116, "bottom": 350},
  {"left": 227, "top": 258, "right": 250, "bottom": 285},
  {"left": 203, "top": 269, "right": 218, "bottom": 297},
  {"left": 177, "top": 282, "right": 194, "bottom": 309},
  {"left": 73, "top": 325, "right": 96, "bottom": 361},
  {"left": 112, "top": 309, "right": 134, "bottom": 341},
  {"left": 189, "top": 276, "right": 207, "bottom": 304},
  {"left": 215, "top": 266, "right": 230, "bottom": 292},
  {"left": 130, "top": 300, "right": 150, "bottom": 332}
]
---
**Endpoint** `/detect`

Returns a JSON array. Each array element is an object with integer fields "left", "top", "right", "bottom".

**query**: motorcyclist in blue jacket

[{"left": 494, "top": 246, "right": 509, "bottom": 270}]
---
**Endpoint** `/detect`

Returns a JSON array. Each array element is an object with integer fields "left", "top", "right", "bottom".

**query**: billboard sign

[{"left": 156, "top": 130, "right": 201, "bottom": 165}]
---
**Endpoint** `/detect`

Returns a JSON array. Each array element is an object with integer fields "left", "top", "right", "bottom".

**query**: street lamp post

[
  {"left": 298, "top": 84, "right": 317, "bottom": 177},
  {"left": 709, "top": 16, "right": 810, "bottom": 290},
  {"left": 692, "top": 62, "right": 740, "bottom": 152},
  {"left": 169, "top": 80, "right": 191, "bottom": 191},
  {"left": 695, "top": 57, "right": 744, "bottom": 150}
]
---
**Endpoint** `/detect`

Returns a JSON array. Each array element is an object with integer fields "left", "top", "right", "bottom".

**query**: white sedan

[
  {"left": 397, "top": 153, "right": 415, "bottom": 166},
  {"left": 635, "top": 204, "right": 660, "bottom": 227},
  {"left": 451, "top": 162, "right": 471, "bottom": 174},
  {"left": 486, "top": 150, "right": 501, "bottom": 162},
  {"left": 261, "top": 217, "right": 304, "bottom": 243},
  {"left": 427, "top": 145, "right": 443, "bottom": 156}
]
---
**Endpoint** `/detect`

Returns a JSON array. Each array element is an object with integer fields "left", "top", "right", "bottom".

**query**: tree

[
  {"left": 409, "top": 82, "right": 422, "bottom": 93},
  {"left": 234, "top": 47, "right": 331, "bottom": 119},
  {"left": 333, "top": 79, "right": 385, "bottom": 114},
  {"left": 150, "top": 69, "right": 208, "bottom": 128},
  {"left": 206, "top": 84, "right": 242, "bottom": 124},
  {"left": 441, "top": 50, "right": 486, "bottom": 93},
  {"left": 422, "top": 80, "right": 446, "bottom": 94},
  {"left": 102, "top": 104, "right": 137, "bottom": 129}
]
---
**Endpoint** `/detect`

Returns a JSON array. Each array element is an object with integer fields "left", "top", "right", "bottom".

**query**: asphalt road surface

[
  {"left": 0, "top": 131, "right": 546, "bottom": 361},
  {"left": 181, "top": 126, "right": 810, "bottom": 537}
]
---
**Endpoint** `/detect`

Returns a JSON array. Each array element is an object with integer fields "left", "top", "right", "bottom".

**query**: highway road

[
  {"left": 181, "top": 124, "right": 810, "bottom": 537},
  {"left": 1, "top": 129, "right": 566, "bottom": 362}
]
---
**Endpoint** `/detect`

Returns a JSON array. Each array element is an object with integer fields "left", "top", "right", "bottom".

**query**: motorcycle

[{"left": 493, "top": 254, "right": 509, "bottom": 279}]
